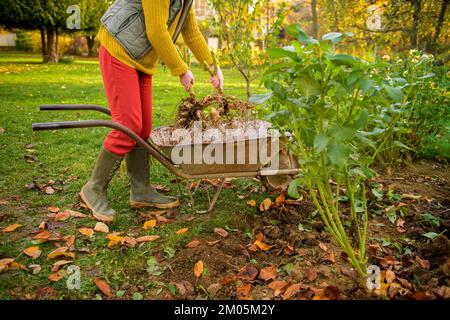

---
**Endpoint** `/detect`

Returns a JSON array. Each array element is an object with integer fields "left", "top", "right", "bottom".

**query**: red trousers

[{"left": 99, "top": 45, "right": 153, "bottom": 156}]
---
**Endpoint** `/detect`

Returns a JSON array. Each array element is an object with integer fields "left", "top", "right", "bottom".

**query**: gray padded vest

[{"left": 101, "top": 0, "right": 183, "bottom": 60}]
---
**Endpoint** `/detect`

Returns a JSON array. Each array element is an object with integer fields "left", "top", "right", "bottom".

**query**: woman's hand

[
  {"left": 179, "top": 70, "right": 195, "bottom": 91},
  {"left": 209, "top": 65, "right": 224, "bottom": 91}
]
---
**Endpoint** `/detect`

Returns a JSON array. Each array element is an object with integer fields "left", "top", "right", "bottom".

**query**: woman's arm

[
  {"left": 181, "top": 6, "right": 213, "bottom": 67},
  {"left": 142, "top": 0, "right": 188, "bottom": 76}
]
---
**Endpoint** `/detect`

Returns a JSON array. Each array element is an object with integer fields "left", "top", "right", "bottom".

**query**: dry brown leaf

[
  {"left": 275, "top": 193, "right": 285, "bottom": 205},
  {"left": 304, "top": 268, "right": 318, "bottom": 282},
  {"left": 64, "top": 235, "right": 75, "bottom": 247},
  {"left": 52, "top": 260, "right": 72, "bottom": 272},
  {"left": 253, "top": 240, "right": 272, "bottom": 251},
  {"left": 94, "top": 278, "right": 112, "bottom": 297},
  {"left": 194, "top": 260, "right": 204, "bottom": 278},
  {"left": 55, "top": 211, "right": 71, "bottom": 221},
  {"left": 259, "top": 266, "right": 277, "bottom": 281},
  {"left": 65, "top": 210, "right": 87, "bottom": 218},
  {"left": 94, "top": 222, "right": 109, "bottom": 233},
  {"left": 47, "top": 207, "right": 60, "bottom": 213},
  {"left": 415, "top": 256, "right": 430, "bottom": 270},
  {"left": 47, "top": 247, "right": 75, "bottom": 260},
  {"left": 385, "top": 269, "right": 396, "bottom": 283},
  {"left": 396, "top": 218, "right": 407, "bottom": 233},
  {"left": 318, "top": 242, "right": 328, "bottom": 252},
  {"left": 136, "top": 235, "right": 160, "bottom": 243},
  {"left": 246, "top": 200, "right": 256, "bottom": 207},
  {"left": 237, "top": 265, "right": 258, "bottom": 281},
  {"left": 78, "top": 228, "right": 94, "bottom": 237},
  {"left": 207, "top": 240, "right": 221, "bottom": 246},
  {"left": 143, "top": 219, "right": 157, "bottom": 230},
  {"left": 236, "top": 283, "right": 251, "bottom": 299},
  {"left": 259, "top": 198, "right": 272, "bottom": 212},
  {"left": 0, "top": 258, "right": 15, "bottom": 273},
  {"left": 124, "top": 237, "right": 137, "bottom": 247},
  {"left": 185, "top": 239, "right": 200, "bottom": 248},
  {"left": 214, "top": 227, "right": 229, "bottom": 238},
  {"left": 282, "top": 284, "right": 302, "bottom": 300},
  {"left": 33, "top": 230, "right": 52, "bottom": 241},
  {"left": 176, "top": 228, "right": 189, "bottom": 235},
  {"left": 323, "top": 252, "right": 336, "bottom": 263},
  {"left": 23, "top": 246, "right": 42, "bottom": 259},
  {"left": 324, "top": 285, "right": 341, "bottom": 300},
  {"left": 2, "top": 223, "right": 22, "bottom": 233},
  {"left": 38, "top": 221, "right": 47, "bottom": 230}
]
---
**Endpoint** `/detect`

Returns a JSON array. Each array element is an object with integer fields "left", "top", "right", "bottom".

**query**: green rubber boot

[
  {"left": 125, "top": 147, "right": 180, "bottom": 209},
  {"left": 79, "top": 147, "right": 123, "bottom": 222}
]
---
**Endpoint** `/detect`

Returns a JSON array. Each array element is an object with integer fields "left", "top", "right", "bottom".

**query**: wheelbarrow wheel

[{"left": 261, "top": 150, "right": 299, "bottom": 192}]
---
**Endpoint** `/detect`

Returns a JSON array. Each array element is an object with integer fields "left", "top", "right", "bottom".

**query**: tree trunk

[
  {"left": 40, "top": 27, "right": 48, "bottom": 63},
  {"left": 86, "top": 35, "right": 96, "bottom": 57},
  {"left": 45, "top": 26, "right": 58, "bottom": 64},
  {"left": 410, "top": 0, "right": 422, "bottom": 48},
  {"left": 431, "top": 0, "right": 449, "bottom": 52},
  {"left": 246, "top": 79, "right": 251, "bottom": 100},
  {"left": 311, "top": 0, "right": 318, "bottom": 38},
  {"left": 332, "top": 0, "right": 340, "bottom": 32}
]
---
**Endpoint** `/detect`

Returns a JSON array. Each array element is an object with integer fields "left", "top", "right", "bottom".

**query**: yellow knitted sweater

[{"left": 97, "top": 0, "right": 213, "bottom": 76}]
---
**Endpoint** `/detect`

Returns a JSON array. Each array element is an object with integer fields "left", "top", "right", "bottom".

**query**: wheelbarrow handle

[{"left": 40, "top": 104, "right": 111, "bottom": 116}]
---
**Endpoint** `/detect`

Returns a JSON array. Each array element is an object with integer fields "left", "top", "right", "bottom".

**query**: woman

[{"left": 79, "top": 0, "right": 224, "bottom": 223}]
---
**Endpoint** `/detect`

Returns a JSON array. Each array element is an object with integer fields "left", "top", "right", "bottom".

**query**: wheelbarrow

[{"left": 32, "top": 104, "right": 300, "bottom": 213}]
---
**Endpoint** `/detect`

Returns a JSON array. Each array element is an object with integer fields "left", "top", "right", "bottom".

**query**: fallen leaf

[
  {"left": 47, "top": 207, "right": 60, "bottom": 213},
  {"left": 318, "top": 242, "right": 328, "bottom": 252},
  {"left": 38, "top": 221, "right": 47, "bottom": 230},
  {"left": 259, "top": 198, "right": 272, "bottom": 212},
  {"left": 29, "top": 264, "right": 41, "bottom": 274},
  {"left": 51, "top": 260, "right": 72, "bottom": 272},
  {"left": 48, "top": 272, "right": 62, "bottom": 282},
  {"left": 282, "top": 284, "right": 302, "bottom": 300},
  {"left": 156, "top": 215, "right": 174, "bottom": 224},
  {"left": 136, "top": 235, "right": 160, "bottom": 243},
  {"left": 94, "top": 222, "right": 109, "bottom": 233},
  {"left": 396, "top": 218, "right": 407, "bottom": 233},
  {"left": 411, "top": 291, "right": 431, "bottom": 300},
  {"left": 415, "top": 256, "right": 430, "bottom": 270},
  {"left": 304, "top": 268, "right": 318, "bottom": 282},
  {"left": 107, "top": 234, "right": 126, "bottom": 248},
  {"left": 237, "top": 265, "right": 258, "bottom": 281},
  {"left": 78, "top": 228, "right": 94, "bottom": 237},
  {"left": 66, "top": 210, "right": 87, "bottom": 218},
  {"left": 323, "top": 252, "right": 336, "bottom": 263},
  {"left": 55, "top": 211, "right": 71, "bottom": 221},
  {"left": 124, "top": 236, "right": 137, "bottom": 247},
  {"left": 207, "top": 240, "right": 221, "bottom": 246},
  {"left": 214, "top": 227, "right": 229, "bottom": 238},
  {"left": 2, "top": 223, "right": 22, "bottom": 233},
  {"left": 268, "top": 280, "right": 288, "bottom": 296},
  {"left": 185, "top": 239, "right": 200, "bottom": 248},
  {"left": 275, "top": 193, "right": 285, "bottom": 205},
  {"left": 246, "top": 200, "right": 256, "bottom": 207},
  {"left": 255, "top": 232, "right": 265, "bottom": 242},
  {"left": 324, "top": 286, "right": 341, "bottom": 300},
  {"left": 385, "top": 270, "right": 396, "bottom": 283},
  {"left": 33, "top": 230, "right": 52, "bottom": 241},
  {"left": 401, "top": 193, "right": 421, "bottom": 200},
  {"left": 397, "top": 278, "right": 413, "bottom": 290},
  {"left": 176, "top": 228, "right": 189, "bottom": 235},
  {"left": 44, "top": 186, "right": 55, "bottom": 195},
  {"left": 236, "top": 283, "right": 251, "bottom": 299},
  {"left": 259, "top": 266, "right": 277, "bottom": 281},
  {"left": 47, "top": 247, "right": 75, "bottom": 260},
  {"left": 36, "top": 287, "right": 57, "bottom": 299},
  {"left": 253, "top": 240, "right": 272, "bottom": 251},
  {"left": 95, "top": 279, "right": 112, "bottom": 297},
  {"left": 0, "top": 258, "right": 15, "bottom": 272},
  {"left": 143, "top": 219, "right": 157, "bottom": 230},
  {"left": 23, "top": 246, "right": 42, "bottom": 259},
  {"left": 194, "top": 260, "right": 204, "bottom": 278},
  {"left": 433, "top": 286, "right": 450, "bottom": 299}
]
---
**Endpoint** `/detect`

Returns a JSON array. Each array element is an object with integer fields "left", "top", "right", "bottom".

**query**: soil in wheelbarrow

[{"left": 150, "top": 160, "right": 449, "bottom": 300}]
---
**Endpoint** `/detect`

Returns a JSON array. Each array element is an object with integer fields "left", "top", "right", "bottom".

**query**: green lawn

[{"left": 0, "top": 52, "right": 269, "bottom": 299}]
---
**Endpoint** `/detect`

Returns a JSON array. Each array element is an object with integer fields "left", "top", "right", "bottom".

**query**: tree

[
  {"left": 80, "top": 0, "right": 110, "bottom": 57},
  {"left": 0, "top": 0, "right": 72, "bottom": 63},
  {"left": 210, "top": 0, "right": 285, "bottom": 98}
]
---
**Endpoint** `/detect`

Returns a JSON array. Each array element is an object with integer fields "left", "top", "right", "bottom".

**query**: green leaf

[
  {"left": 249, "top": 92, "right": 273, "bottom": 105},
  {"left": 267, "top": 47, "right": 298, "bottom": 60},
  {"left": 382, "top": 84, "right": 403, "bottom": 103},
  {"left": 296, "top": 76, "right": 320, "bottom": 97},
  {"left": 285, "top": 24, "right": 319, "bottom": 45},
  {"left": 327, "top": 141, "right": 349, "bottom": 168},
  {"left": 285, "top": 262, "right": 293, "bottom": 275},
  {"left": 167, "top": 284, "right": 177, "bottom": 295},
  {"left": 313, "top": 133, "right": 329, "bottom": 152},
  {"left": 422, "top": 232, "right": 439, "bottom": 240},
  {"left": 322, "top": 31, "right": 354, "bottom": 43},
  {"left": 352, "top": 109, "right": 369, "bottom": 130},
  {"left": 288, "top": 179, "right": 300, "bottom": 199},
  {"left": 393, "top": 140, "right": 414, "bottom": 151},
  {"left": 116, "top": 290, "right": 126, "bottom": 298},
  {"left": 331, "top": 127, "right": 355, "bottom": 141},
  {"left": 329, "top": 54, "right": 357, "bottom": 66},
  {"left": 132, "top": 292, "right": 143, "bottom": 300}
]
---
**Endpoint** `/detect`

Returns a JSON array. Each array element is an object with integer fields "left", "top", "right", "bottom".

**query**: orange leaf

[
  {"left": 259, "top": 266, "right": 277, "bottom": 281},
  {"left": 207, "top": 240, "right": 221, "bottom": 246},
  {"left": 236, "top": 283, "right": 252, "bottom": 299},
  {"left": 253, "top": 240, "right": 272, "bottom": 251},
  {"left": 246, "top": 200, "right": 256, "bottom": 207},
  {"left": 143, "top": 219, "right": 157, "bottom": 230},
  {"left": 64, "top": 235, "right": 76, "bottom": 247},
  {"left": 66, "top": 210, "right": 87, "bottom": 218},
  {"left": 385, "top": 269, "right": 396, "bottom": 283},
  {"left": 396, "top": 218, "right": 407, "bottom": 233},
  {"left": 318, "top": 242, "right": 328, "bottom": 252},
  {"left": 124, "top": 237, "right": 137, "bottom": 247},
  {"left": 275, "top": 193, "right": 285, "bottom": 205},
  {"left": 194, "top": 260, "right": 204, "bottom": 278},
  {"left": 47, "top": 207, "right": 60, "bottom": 213},
  {"left": 94, "top": 278, "right": 112, "bottom": 298},
  {"left": 47, "top": 247, "right": 75, "bottom": 260},
  {"left": 33, "top": 230, "right": 51, "bottom": 241},
  {"left": 185, "top": 239, "right": 200, "bottom": 248},
  {"left": 176, "top": 228, "right": 189, "bottom": 235},
  {"left": 237, "top": 265, "right": 259, "bottom": 281},
  {"left": 94, "top": 222, "right": 109, "bottom": 233},
  {"left": 259, "top": 198, "right": 272, "bottom": 212},
  {"left": 38, "top": 221, "right": 47, "bottom": 230},
  {"left": 23, "top": 246, "right": 42, "bottom": 259},
  {"left": 282, "top": 283, "right": 302, "bottom": 300},
  {"left": 2, "top": 223, "right": 22, "bottom": 233},
  {"left": 136, "top": 235, "right": 160, "bottom": 243},
  {"left": 55, "top": 211, "right": 71, "bottom": 221},
  {"left": 255, "top": 232, "right": 265, "bottom": 242},
  {"left": 48, "top": 272, "right": 62, "bottom": 282},
  {"left": 78, "top": 228, "right": 94, "bottom": 237},
  {"left": 268, "top": 280, "right": 288, "bottom": 297}
]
